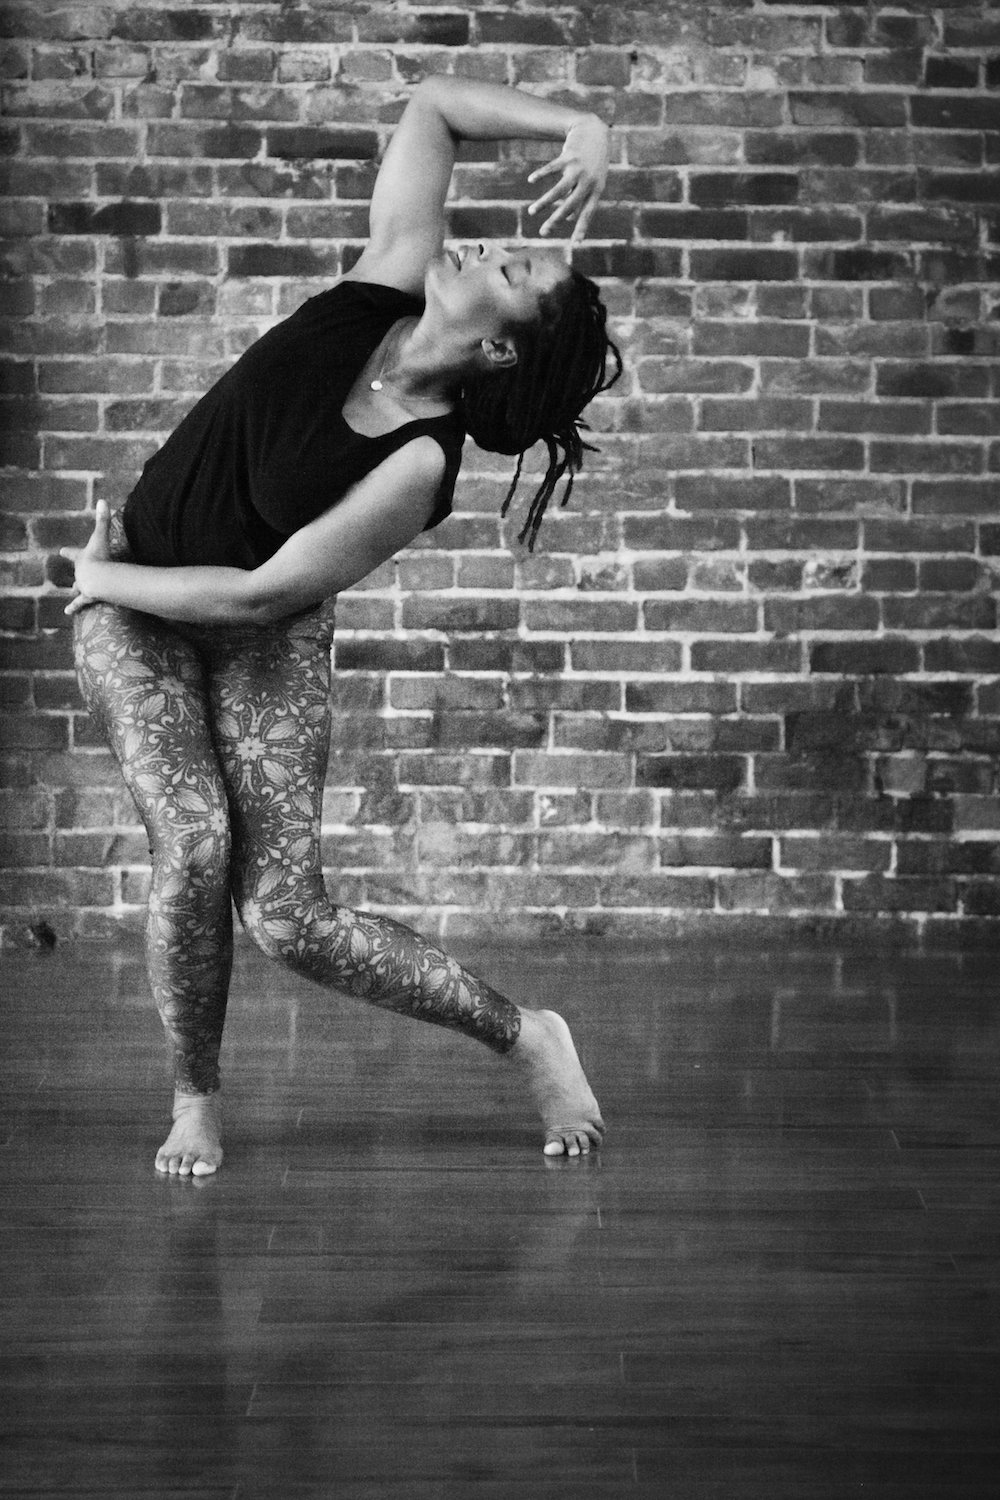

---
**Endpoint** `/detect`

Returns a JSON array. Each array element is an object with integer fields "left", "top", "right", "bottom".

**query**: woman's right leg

[{"left": 73, "top": 602, "right": 233, "bottom": 1175}]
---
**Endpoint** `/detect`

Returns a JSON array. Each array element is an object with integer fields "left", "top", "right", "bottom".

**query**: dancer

[{"left": 63, "top": 76, "right": 619, "bottom": 1175}]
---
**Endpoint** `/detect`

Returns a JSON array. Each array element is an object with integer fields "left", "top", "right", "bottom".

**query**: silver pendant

[{"left": 370, "top": 379, "right": 383, "bottom": 391}]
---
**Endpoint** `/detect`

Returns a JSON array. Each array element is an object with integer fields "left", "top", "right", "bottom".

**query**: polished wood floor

[{"left": 2, "top": 937, "right": 999, "bottom": 1498}]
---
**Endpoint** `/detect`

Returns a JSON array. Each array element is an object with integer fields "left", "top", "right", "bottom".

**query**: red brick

[
  {"left": 690, "top": 248, "right": 798, "bottom": 282},
  {"left": 759, "top": 359, "right": 870, "bottom": 396},
  {"left": 637, "top": 754, "right": 746, "bottom": 794},
  {"left": 884, "top": 595, "right": 996, "bottom": 632},
  {"left": 598, "top": 874, "right": 715, "bottom": 909},
  {"left": 717, "top": 873, "right": 836, "bottom": 910},
  {"left": 513, "top": 751, "right": 629, "bottom": 790},
  {"left": 639, "top": 208, "right": 748, "bottom": 241},
  {"left": 627, "top": 681, "right": 736, "bottom": 715},
  {"left": 818, "top": 402, "right": 931, "bottom": 437},
  {"left": 765, "top": 596, "right": 880, "bottom": 633},
  {"left": 842, "top": 876, "right": 957, "bottom": 914},
  {"left": 570, "top": 641, "right": 682, "bottom": 675},
  {"left": 755, "top": 436, "right": 865, "bottom": 471},
  {"left": 434, "top": 711, "right": 545, "bottom": 751},
  {"left": 864, "top": 519, "right": 975, "bottom": 553},
  {"left": 1, "top": 13, "right": 997, "bottom": 940},
  {"left": 644, "top": 599, "right": 758, "bottom": 634},
  {"left": 533, "top": 790, "right": 590, "bottom": 826},
  {"left": 674, "top": 475, "right": 790, "bottom": 512},
  {"left": 537, "top": 831, "right": 654, "bottom": 870},
  {"left": 659, "top": 834, "right": 772, "bottom": 869},
  {"left": 511, "top": 679, "right": 619, "bottom": 713},
  {"left": 691, "top": 641, "right": 801, "bottom": 674},
  {"left": 810, "top": 640, "right": 919, "bottom": 675},
  {"left": 780, "top": 836, "right": 891, "bottom": 873},
  {"left": 961, "top": 882, "right": 1000, "bottom": 917},
  {"left": 594, "top": 791, "right": 655, "bottom": 828},
  {"left": 923, "top": 637, "right": 1000, "bottom": 674}
]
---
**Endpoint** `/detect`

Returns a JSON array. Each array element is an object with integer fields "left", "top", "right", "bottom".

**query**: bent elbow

[{"left": 238, "top": 581, "right": 326, "bottom": 627}]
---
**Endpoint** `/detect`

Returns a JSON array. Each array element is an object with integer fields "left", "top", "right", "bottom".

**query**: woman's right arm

[
  {"left": 349, "top": 76, "right": 610, "bottom": 295},
  {"left": 63, "top": 439, "right": 446, "bottom": 627}
]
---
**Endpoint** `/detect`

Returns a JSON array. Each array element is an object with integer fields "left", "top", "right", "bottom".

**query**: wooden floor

[{"left": 2, "top": 936, "right": 999, "bottom": 1499}]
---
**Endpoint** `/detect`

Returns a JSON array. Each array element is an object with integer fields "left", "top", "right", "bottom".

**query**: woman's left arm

[{"left": 350, "top": 76, "right": 611, "bottom": 294}]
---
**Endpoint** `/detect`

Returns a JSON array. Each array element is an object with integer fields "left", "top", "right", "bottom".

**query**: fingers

[
  {"left": 527, "top": 154, "right": 568, "bottom": 186},
  {"left": 528, "top": 171, "right": 574, "bottom": 217},
  {"left": 538, "top": 182, "right": 590, "bottom": 238},
  {"left": 569, "top": 191, "right": 600, "bottom": 244},
  {"left": 527, "top": 167, "right": 600, "bottom": 238},
  {"left": 64, "top": 593, "right": 94, "bottom": 617}
]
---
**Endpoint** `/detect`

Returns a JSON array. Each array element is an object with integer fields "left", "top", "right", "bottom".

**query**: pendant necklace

[
  {"left": 370, "top": 323, "right": 407, "bottom": 393},
  {"left": 369, "top": 324, "right": 444, "bottom": 405}
]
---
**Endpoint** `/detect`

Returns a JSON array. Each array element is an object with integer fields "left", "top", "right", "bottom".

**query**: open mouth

[{"left": 447, "top": 248, "right": 462, "bottom": 271}]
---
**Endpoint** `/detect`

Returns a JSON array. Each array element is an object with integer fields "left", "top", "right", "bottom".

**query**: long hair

[{"left": 460, "top": 269, "right": 623, "bottom": 551}]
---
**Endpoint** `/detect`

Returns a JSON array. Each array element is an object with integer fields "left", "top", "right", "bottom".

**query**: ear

[{"left": 480, "top": 336, "right": 518, "bottom": 371}]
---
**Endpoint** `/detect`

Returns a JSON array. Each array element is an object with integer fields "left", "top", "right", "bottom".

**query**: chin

[{"left": 423, "top": 253, "right": 452, "bottom": 303}]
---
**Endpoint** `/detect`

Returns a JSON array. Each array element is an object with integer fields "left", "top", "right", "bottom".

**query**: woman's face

[{"left": 425, "top": 240, "right": 569, "bottom": 358}]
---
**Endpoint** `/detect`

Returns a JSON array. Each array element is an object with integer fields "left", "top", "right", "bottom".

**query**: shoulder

[
  {"left": 396, "top": 433, "right": 449, "bottom": 487},
  {"left": 363, "top": 433, "right": 449, "bottom": 503},
  {"left": 341, "top": 257, "right": 427, "bottom": 299}
]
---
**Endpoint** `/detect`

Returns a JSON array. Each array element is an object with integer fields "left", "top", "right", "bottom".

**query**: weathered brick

[
  {"left": 227, "top": 243, "right": 339, "bottom": 278},
  {"left": 810, "top": 640, "right": 920, "bottom": 675},
  {"left": 644, "top": 599, "right": 758, "bottom": 634},
  {"left": 842, "top": 876, "right": 957, "bottom": 914},
  {"left": 659, "top": 834, "right": 772, "bottom": 869},
  {"left": 2, "top": 6, "right": 997, "bottom": 942},
  {"left": 598, "top": 874, "right": 715, "bottom": 909},
  {"left": 818, "top": 402, "right": 931, "bottom": 437},
  {"left": 639, "top": 208, "right": 749, "bottom": 241},
  {"left": 754, "top": 436, "right": 865, "bottom": 471},
  {"left": 717, "top": 872, "right": 836, "bottom": 910}
]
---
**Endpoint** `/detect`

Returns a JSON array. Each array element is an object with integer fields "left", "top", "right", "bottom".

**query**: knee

[
  {"left": 154, "top": 816, "right": 230, "bottom": 892},
  {"left": 239, "top": 895, "right": 296, "bottom": 963},
  {"left": 237, "top": 879, "right": 331, "bottom": 965}
]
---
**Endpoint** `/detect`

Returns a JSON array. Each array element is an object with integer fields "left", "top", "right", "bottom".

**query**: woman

[{"left": 64, "top": 76, "right": 620, "bottom": 1176}]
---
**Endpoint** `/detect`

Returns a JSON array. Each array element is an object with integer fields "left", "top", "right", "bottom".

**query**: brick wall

[{"left": 1, "top": 1, "right": 999, "bottom": 948}]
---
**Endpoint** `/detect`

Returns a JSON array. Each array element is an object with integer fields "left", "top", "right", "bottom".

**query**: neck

[{"left": 379, "top": 315, "right": 470, "bottom": 403}]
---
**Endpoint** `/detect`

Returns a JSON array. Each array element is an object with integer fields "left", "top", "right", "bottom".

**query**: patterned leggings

[{"left": 73, "top": 580, "right": 521, "bottom": 1096}]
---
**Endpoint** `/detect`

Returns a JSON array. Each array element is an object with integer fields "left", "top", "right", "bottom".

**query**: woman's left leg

[{"left": 205, "top": 614, "right": 603, "bottom": 1155}]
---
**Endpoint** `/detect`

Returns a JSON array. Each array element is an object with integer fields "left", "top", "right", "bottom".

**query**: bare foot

[
  {"left": 512, "top": 1009, "right": 605, "bottom": 1157},
  {"left": 155, "top": 1091, "right": 223, "bottom": 1177}
]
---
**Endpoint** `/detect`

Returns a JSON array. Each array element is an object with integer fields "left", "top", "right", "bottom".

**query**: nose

[{"left": 474, "top": 240, "right": 505, "bottom": 263}]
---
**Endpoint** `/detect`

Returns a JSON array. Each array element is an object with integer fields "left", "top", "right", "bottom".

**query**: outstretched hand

[
  {"left": 526, "top": 115, "right": 610, "bottom": 242},
  {"left": 61, "top": 500, "right": 113, "bottom": 616}
]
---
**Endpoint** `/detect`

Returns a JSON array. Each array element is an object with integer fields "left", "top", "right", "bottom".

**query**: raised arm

[
  {"left": 63, "top": 440, "right": 446, "bottom": 627},
  {"left": 349, "top": 76, "right": 610, "bottom": 295}
]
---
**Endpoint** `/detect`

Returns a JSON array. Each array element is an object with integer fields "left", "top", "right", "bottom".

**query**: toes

[
  {"left": 192, "top": 1157, "right": 218, "bottom": 1177},
  {"left": 543, "top": 1126, "right": 603, "bottom": 1158},
  {"left": 543, "top": 1133, "right": 581, "bottom": 1157}
]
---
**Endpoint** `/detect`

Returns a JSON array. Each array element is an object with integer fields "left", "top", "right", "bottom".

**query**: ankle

[
  {"left": 173, "top": 1089, "right": 220, "bottom": 1114},
  {"left": 511, "top": 1007, "right": 545, "bottom": 1056}
]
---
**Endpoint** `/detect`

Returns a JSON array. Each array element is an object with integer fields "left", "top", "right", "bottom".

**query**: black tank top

[{"left": 121, "top": 280, "right": 465, "bottom": 569}]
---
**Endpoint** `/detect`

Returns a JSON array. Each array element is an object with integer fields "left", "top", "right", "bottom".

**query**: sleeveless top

[{"left": 121, "top": 280, "right": 466, "bottom": 569}]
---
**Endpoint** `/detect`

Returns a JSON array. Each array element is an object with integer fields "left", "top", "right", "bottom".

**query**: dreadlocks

[{"left": 459, "top": 269, "right": 623, "bottom": 551}]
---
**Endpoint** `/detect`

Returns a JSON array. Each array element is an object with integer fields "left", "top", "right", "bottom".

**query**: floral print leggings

[{"left": 73, "top": 581, "right": 521, "bottom": 1096}]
